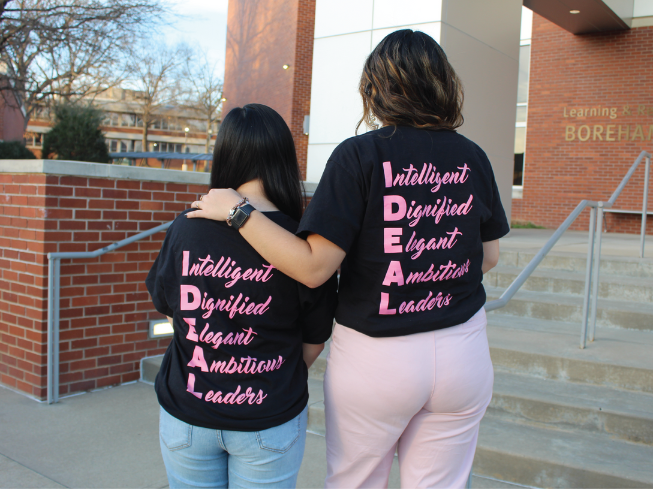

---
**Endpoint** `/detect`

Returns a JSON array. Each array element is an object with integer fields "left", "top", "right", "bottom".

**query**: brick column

[{"left": 0, "top": 161, "right": 209, "bottom": 399}]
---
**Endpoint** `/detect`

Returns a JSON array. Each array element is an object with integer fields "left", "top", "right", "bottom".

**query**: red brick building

[{"left": 512, "top": 13, "right": 653, "bottom": 234}]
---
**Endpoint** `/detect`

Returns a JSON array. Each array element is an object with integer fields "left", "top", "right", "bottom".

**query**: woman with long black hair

[
  {"left": 188, "top": 30, "right": 509, "bottom": 488},
  {"left": 146, "top": 103, "right": 337, "bottom": 488}
]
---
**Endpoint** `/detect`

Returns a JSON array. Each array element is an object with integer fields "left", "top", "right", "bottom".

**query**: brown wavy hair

[{"left": 357, "top": 29, "right": 464, "bottom": 133}]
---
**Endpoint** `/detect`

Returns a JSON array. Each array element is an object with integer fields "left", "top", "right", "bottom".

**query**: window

[
  {"left": 24, "top": 133, "right": 43, "bottom": 147},
  {"left": 110, "top": 140, "right": 118, "bottom": 152},
  {"left": 120, "top": 141, "right": 128, "bottom": 152},
  {"left": 513, "top": 41, "right": 531, "bottom": 190},
  {"left": 517, "top": 45, "right": 530, "bottom": 105},
  {"left": 514, "top": 127, "right": 526, "bottom": 186}
]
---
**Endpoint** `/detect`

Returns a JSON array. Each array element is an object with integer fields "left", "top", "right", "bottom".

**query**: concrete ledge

[
  {"left": 0, "top": 159, "right": 318, "bottom": 194},
  {"left": 140, "top": 355, "right": 164, "bottom": 384},
  {"left": 0, "top": 159, "right": 210, "bottom": 184}
]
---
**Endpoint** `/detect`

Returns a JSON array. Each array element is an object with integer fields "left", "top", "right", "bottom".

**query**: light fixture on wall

[
  {"left": 282, "top": 64, "right": 290, "bottom": 70},
  {"left": 570, "top": 9, "right": 580, "bottom": 14},
  {"left": 149, "top": 319, "right": 173, "bottom": 338},
  {"left": 220, "top": 97, "right": 227, "bottom": 102}
]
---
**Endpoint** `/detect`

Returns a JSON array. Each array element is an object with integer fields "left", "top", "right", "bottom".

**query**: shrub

[
  {"left": 42, "top": 104, "right": 109, "bottom": 163},
  {"left": 0, "top": 141, "right": 36, "bottom": 159}
]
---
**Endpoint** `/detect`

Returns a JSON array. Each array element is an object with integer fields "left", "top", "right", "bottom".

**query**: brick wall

[
  {"left": 0, "top": 162, "right": 209, "bottom": 399},
  {"left": 514, "top": 14, "right": 653, "bottom": 234}
]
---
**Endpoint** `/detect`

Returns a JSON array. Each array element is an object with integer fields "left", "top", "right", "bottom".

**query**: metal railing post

[
  {"left": 47, "top": 257, "right": 61, "bottom": 404},
  {"left": 53, "top": 258, "right": 60, "bottom": 403},
  {"left": 47, "top": 258, "right": 54, "bottom": 404},
  {"left": 580, "top": 206, "right": 596, "bottom": 349},
  {"left": 44, "top": 221, "right": 173, "bottom": 404},
  {"left": 641, "top": 156, "right": 650, "bottom": 258},
  {"left": 589, "top": 203, "right": 604, "bottom": 342}
]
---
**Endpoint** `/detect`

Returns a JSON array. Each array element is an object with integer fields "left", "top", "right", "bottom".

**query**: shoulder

[{"left": 166, "top": 208, "right": 226, "bottom": 240}]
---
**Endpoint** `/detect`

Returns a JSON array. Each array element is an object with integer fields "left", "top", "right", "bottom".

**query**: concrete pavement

[{"left": 0, "top": 382, "right": 521, "bottom": 488}]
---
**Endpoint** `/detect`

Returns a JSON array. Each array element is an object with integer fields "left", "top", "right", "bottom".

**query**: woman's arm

[
  {"left": 482, "top": 239, "right": 500, "bottom": 274},
  {"left": 187, "top": 189, "right": 345, "bottom": 288},
  {"left": 302, "top": 343, "right": 324, "bottom": 369}
]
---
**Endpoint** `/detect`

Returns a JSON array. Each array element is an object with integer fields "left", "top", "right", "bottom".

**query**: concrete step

[
  {"left": 474, "top": 413, "right": 653, "bottom": 488},
  {"left": 497, "top": 249, "right": 653, "bottom": 278},
  {"left": 489, "top": 371, "right": 653, "bottom": 445},
  {"left": 140, "top": 355, "right": 163, "bottom": 384},
  {"left": 485, "top": 265, "right": 653, "bottom": 303},
  {"left": 486, "top": 315, "right": 653, "bottom": 394},
  {"left": 304, "top": 380, "right": 653, "bottom": 488},
  {"left": 308, "top": 372, "right": 653, "bottom": 446},
  {"left": 485, "top": 286, "right": 653, "bottom": 331},
  {"left": 307, "top": 378, "right": 326, "bottom": 436},
  {"left": 311, "top": 316, "right": 653, "bottom": 394}
]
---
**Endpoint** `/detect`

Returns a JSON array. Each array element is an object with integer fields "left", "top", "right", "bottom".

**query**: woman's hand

[{"left": 187, "top": 188, "right": 243, "bottom": 221}]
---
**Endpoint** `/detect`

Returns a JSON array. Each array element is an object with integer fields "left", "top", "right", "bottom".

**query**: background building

[
  {"left": 224, "top": 0, "right": 653, "bottom": 234},
  {"left": 21, "top": 87, "right": 216, "bottom": 171}
]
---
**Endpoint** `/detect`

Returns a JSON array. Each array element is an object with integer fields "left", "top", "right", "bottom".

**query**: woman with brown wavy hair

[{"left": 187, "top": 30, "right": 509, "bottom": 489}]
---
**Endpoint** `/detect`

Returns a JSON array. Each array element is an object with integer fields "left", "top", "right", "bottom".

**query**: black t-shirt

[
  {"left": 146, "top": 209, "right": 338, "bottom": 431},
  {"left": 297, "top": 126, "right": 509, "bottom": 337}
]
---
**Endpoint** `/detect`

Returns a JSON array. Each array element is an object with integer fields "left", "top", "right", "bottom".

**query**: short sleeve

[
  {"left": 297, "top": 272, "right": 338, "bottom": 344},
  {"left": 480, "top": 174, "right": 510, "bottom": 242},
  {"left": 297, "top": 157, "right": 366, "bottom": 254},
  {"left": 145, "top": 234, "right": 174, "bottom": 317}
]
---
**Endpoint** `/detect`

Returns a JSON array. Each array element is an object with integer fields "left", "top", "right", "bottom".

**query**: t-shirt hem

[
  {"left": 157, "top": 394, "right": 308, "bottom": 432},
  {"left": 295, "top": 225, "right": 351, "bottom": 254},
  {"left": 334, "top": 296, "right": 487, "bottom": 338},
  {"left": 481, "top": 224, "right": 511, "bottom": 242}
]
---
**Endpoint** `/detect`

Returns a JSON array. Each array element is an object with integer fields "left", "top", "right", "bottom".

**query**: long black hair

[{"left": 210, "top": 103, "right": 304, "bottom": 222}]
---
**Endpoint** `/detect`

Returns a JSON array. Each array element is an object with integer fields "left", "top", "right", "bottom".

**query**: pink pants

[{"left": 323, "top": 308, "right": 493, "bottom": 489}]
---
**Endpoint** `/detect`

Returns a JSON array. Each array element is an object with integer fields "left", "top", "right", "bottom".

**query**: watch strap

[{"left": 230, "top": 203, "right": 255, "bottom": 230}]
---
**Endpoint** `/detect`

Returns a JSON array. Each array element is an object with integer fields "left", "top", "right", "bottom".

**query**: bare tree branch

[
  {"left": 0, "top": 0, "right": 165, "bottom": 130},
  {"left": 183, "top": 53, "right": 223, "bottom": 153},
  {"left": 126, "top": 42, "right": 189, "bottom": 152}
]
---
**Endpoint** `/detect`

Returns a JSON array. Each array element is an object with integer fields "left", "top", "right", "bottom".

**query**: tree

[
  {"left": 127, "top": 42, "right": 188, "bottom": 153},
  {"left": 184, "top": 55, "right": 223, "bottom": 153},
  {"left": 0, "top": 0, "right": 164, "bottom": 130},
  {"left": 41, "top": 103, "right": 109, "bottom": 162},
  {"left": 0, "top": 140, "right": 35, "bottom": 159}
]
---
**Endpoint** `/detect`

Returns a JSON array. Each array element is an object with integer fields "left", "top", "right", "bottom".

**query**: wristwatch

[{"left": 228, "top": 203, "right": 256, "bottom": 230}]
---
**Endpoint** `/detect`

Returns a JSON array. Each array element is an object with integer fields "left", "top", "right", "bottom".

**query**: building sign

[{"left": 564, "top": 105, "right": 653, "bottom": 141}]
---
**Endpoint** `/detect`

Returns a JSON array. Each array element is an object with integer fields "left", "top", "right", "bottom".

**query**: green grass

[{"left": 511, "top": 221, "right": 546, "bottom": 229}]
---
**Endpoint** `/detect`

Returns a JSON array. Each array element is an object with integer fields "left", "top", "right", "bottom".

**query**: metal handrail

[
  {"left": 45, "top": 152, "right": 650, "bottom": 402},
  {"left": 485, "top": 150, "right": 651, "bottom": 349},
  {"left": 47, "top": 221, "right": 172, "bottom": 404}
]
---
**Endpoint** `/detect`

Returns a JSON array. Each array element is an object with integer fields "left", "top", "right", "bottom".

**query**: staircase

[
  {"left": 306, "top": 247, "right": 653, "bottom": 488},
  {"left": 140, "top": 243, "right": 653, "bottom": 488}
]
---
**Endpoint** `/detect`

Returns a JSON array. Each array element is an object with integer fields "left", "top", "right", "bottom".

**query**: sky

[{"left": 161, "top": 0, "right": 229, "bottom": 78}]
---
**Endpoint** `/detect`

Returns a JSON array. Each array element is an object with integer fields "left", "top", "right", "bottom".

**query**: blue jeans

[{"left": 159, "top": 406, "right": 308, "bottom": 489}]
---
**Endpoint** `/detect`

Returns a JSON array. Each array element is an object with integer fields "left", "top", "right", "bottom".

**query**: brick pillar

[
  {"left": 0, "top": 161, "right": 210, "bottom": 399},
  {"left": 223, "top": 0, "right": 315, "bottom": 180},
  {"left": 289, "top": 0, "right": 315, "bottom": 180}
]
